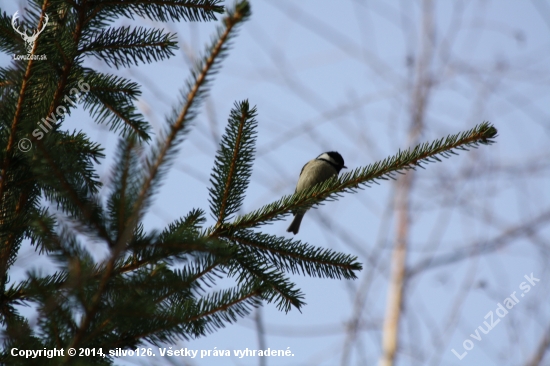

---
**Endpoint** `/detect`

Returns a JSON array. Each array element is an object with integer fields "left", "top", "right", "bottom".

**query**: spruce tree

[{"left": 0, "top": 0, "right": 497, "bottom": 364}]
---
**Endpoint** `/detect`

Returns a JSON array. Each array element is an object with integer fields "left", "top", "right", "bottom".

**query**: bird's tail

[{"left": 286, "top": 213, "right": 304, "bottom": 235}]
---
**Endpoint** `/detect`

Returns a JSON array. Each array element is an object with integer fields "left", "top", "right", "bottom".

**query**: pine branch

[
  {"left": 106, "top": 136, "right": 141, "bottom": 244},
  {"left": 3, "top": 271, "right": 68, "bottom": 308},
  {"left": 95, "top": 265, "right": 252, "bottom": 346},
  {"left": 209, "top": 100, "right": 257, "bottom": 227},
  {"left": 229, "top": 230, "right": 362, "bottom": 280},
  {"left": 184, "top": 285, "right": 263, "bottom": 332},
  {"left": 26, "top": 208, "right": 59, "bottom": 255},
  {"left": 80, "top": 26, "right": 178, "bottom": 68},
  {"left": 118, "top": 1, "right": 251, "bottom": 251},
  {"left": 227, "top": 254, "right": 305, "bottom": 312},
  {"left": 0, "top": 5, "right": 50, "bottom": 282},
  {"left": 230, "top": 122, "right": 498, "bottom": 230},
  {"left": 100, "top": 285, "right": 261, "bottom": 348},
  {"left": 1, "top": 0, "right": 272, "bottom": 359},
  {"left": 127, "top": 227, "right": 235, "bottom": 272},
  {"left": 1, "top": 2, "right": 97, "bottom": 296},
  {"left": 55, "top": 4, "right": 250, "bottom": 355},
  {"left": 31, "top": 132, "right": 109, "bottom": 243},
  {"left": 80, "top": 71, "right": 150, "bottom": 140},
  {"left": 0, "top": 11, "right": 27, "bottom": 54},
  {"left": 92, "top": 0, "right": 225, "bottom": 23}
]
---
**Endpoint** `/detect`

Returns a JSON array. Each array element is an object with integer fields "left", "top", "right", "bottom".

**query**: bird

[{"left": 287, "top": 151, "right": 346, "bottom": 234}]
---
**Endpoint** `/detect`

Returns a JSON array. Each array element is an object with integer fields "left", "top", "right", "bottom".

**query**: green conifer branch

[
  {"left": 0, "top": 12, "right": 23, "bottom": 54},
  {"left": 0, "top": 5, "right": 51, "bottom": 284},
  {"left": 229, "top": 230, "right": 362, "bottom": 280},
  {"left": 31, "top": 133, "right": 109, "bottom": 242},
  {"left": 228, "top": 255, "right": 306, "bottom": 312},
  {"left": 80, "top": 26, "right": 178, "bottom": 68},
  {"left": 105, "top": 136, "right": 143, "bottom": 244},
  {"left": 209, "top": 100, "right": 257, "bottom": 228},
  {"left": 80, "top": 71, "right": 150, "bottom": 140},
  {"left": 119, "top": 1, "right": 251, "bottom": 250},
  {"left": 94, "top": 0, "right": 225, "bottom": 23},
  {"left": 230, "top": 122, "right": 498, "bottom": 230},
  {"left": 2, "top": 2, "right": 99, "bottom": 288},
  {"left": 185, "top": 286, "right": 263, "bottom": 330},
  {"left": 63, "top": 4, "right": 251, "bottom": 351}
]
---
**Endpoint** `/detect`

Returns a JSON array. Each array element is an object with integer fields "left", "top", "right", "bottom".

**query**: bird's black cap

[{"left": 317, "top": 151, "right": 347, "bottom": 171}]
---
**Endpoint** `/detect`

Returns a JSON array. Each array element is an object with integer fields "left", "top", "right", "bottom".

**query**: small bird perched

[{"left": 287, "top": 151, "right": 347, "bottom": 234}]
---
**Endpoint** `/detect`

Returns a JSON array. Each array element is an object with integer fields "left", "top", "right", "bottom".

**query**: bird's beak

[{"left": 343, "top": 165, "right": 347, "bottom": 169}]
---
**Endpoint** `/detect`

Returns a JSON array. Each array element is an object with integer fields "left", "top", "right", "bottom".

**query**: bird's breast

[{"left": 296, "top": 160, "right": 338, "bottom": 192}]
